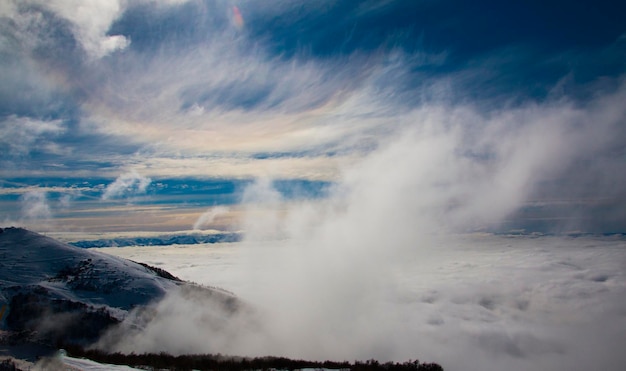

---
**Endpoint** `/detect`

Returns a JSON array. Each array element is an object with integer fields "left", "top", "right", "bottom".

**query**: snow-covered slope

[
  {"left": 0, "top": 227, "right": 235, "bottom": 347},
  {"left": 0, "top": 227, "right": 179, "bottom": 309}
]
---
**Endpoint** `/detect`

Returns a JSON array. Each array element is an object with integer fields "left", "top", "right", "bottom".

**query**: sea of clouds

[{"left": 99, "top": 233, "right": 626, "bottom": 371}]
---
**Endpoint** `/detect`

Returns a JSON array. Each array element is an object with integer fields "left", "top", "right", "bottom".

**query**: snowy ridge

[
  {"left": 0, "top": 227, "right": 237, "bottom": 349},
  {"left": 0, "top": 227, "right": 178, "bottom": 311}
]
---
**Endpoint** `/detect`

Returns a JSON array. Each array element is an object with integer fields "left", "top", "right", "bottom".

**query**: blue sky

[{"left": 1, "top": 0, "right": 625, "bottom": 233}]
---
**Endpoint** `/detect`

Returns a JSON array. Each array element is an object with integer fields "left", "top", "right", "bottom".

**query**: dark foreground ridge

[
  {"left": 0, "top": 359, "right": 20, "bottom": 371},
  {"left": 62, "top": 344, "right": 444, "bottom": 371}
]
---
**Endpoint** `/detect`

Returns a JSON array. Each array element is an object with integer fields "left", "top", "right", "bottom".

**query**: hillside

[{"left": 0, "top": 227, "right": 237, "bottom": 348}]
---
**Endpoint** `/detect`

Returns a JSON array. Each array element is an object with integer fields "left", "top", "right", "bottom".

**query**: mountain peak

[{"left": 0, "top": 227, "right": 182, "bottom": 346}]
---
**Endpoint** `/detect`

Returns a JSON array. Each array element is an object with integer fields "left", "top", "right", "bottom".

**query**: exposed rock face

[{"left": 6, "top": 289, "right": 119, "bottom": 345}]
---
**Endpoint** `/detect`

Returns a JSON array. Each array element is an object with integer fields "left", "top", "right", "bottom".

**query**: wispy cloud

[
  {"left": 101, "top": 170, "right": 151, "bottom": 200},
  {"left": 0, "top": 116, "right": 65, "bottom": 156},
  {"left": 20, "top": 190, "right": 51, "bottom": 221},
  {"left": 0, "top": 185, "right": 91, "bottom": 196},
  {"left": 192, "top": 206, "right": 230, "bottom": 231}
]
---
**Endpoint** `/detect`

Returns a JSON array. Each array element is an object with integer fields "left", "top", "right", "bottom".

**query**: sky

[
  {"left": 1, "top": 2, "right": 626, "bottom": 370},
  {"left": 1, "top": 0, "right": 625, "bottom": 234}
]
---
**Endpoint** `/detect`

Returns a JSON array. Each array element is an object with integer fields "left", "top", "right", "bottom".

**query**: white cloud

[
  {"left": 42, "top": 0, "right": 129, "bottom": 59},
  {"left": 239, "top": 178, "right": 286, "bottom": 241},
  {"left": 101, "top": 170, "right": 151, "bottom": 200},
  {"left": 0, "top": 116, "right": 65, "bottom": 156},
  {"left": 192, "top": 206, "right": 230, "bottom": 230},
  {"left": 80, "top": 32, "right": 404, "bottom": 163},
  {"left": 77, "top": 28, "right": 626, "bottom": 186},
  {"left": 20, "top": 190, "right": 51, "bottom": 221},
  {"left": 94, "top": 73, "right": 626, "bottom": 368}
]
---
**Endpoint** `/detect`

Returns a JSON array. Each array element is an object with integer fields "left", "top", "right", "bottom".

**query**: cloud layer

[{"left": 99, "top": 234, "right": 626, "bottom": 371}]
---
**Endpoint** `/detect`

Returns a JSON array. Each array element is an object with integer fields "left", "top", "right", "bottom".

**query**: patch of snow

[{"left": 61, "top": 354, "right": 144, "bottom": 371}]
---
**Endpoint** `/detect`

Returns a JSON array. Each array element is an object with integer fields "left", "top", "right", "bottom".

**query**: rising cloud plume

[
  {"left": 20, "top": 190, "right": 51, "bottom": 221},
  {"left": 192, "top": 206, "right": 230, "bottom": 231},
  {"left": 102, "top": 170, "right": 151, "bottom": 200},
  {"left": 97, "top": 75, "right": 626, "bottom": 370}
]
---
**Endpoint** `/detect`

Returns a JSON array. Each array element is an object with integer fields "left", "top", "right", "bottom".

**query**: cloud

[
  {"left": 0, "top": 185, "right": 91, "bottom": 196},
  {"left": 99, "top": 233, "right": 626, "bottom": 371},
  {"left": 2, "top": 0, "right": 623, "bottom": 184},
  {"left": 1, "top": 0, "right": 193, "bottom": 53},
  {"left": 0, "top": 0, "right": 623, "bottom": 240},
  {"left": 96, "top": 285, "right": 263, "bottom": 357},
  {"left": 20, "top": 190, "right": 51, "bottom": 221},
  {"left": 219, "top": 83, "right": 625, "bottom": 366},
  {"left": 0, "top": 116, "right": 65, "bottom": 156},
  {"left": 82, "top": 43, "right": 375, "bottom": 152},
  {"left": 239, "top": 178, "right": 286, "bottom": 241},
  {"left": 101, "top": 170, "right": 151, "bottom": 200},
  {"left": 97, "top": 75, "right": 626, "bottom": 366},
  {"left": 10, "top": 0, "right": 131, "bottom": 59},
  {"left": 192, "top": 206, "right": 230, "bottom": 230},
  {"left": 118, "top": 154, "right": 344, "bottom": 181}
]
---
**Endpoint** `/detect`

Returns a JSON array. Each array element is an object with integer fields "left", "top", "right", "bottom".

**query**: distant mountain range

[{"left": 68, "top": 232, "right": 242, "bottom": 248}]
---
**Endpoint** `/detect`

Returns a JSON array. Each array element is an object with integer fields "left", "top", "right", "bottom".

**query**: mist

[
  {"left": 97, "top": 81, "right": 626, "bottom": 371},
  {"left": 193, "top": 206, "right": 230, "bottom": 231}
]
